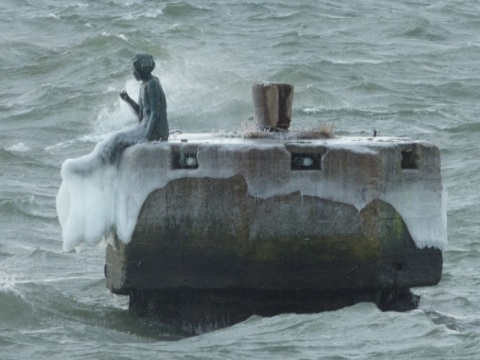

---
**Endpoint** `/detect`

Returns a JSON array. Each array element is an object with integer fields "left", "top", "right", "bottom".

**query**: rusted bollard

[{"left": 252, "top": 83, "right": 294, "bottom": 131}]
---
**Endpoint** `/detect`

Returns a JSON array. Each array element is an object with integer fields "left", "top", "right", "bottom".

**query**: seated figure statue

[
  {"left": 66, "top": 53, "right": 169, "bottom": 172},
  {"left": 120, "top": 53, "right": 169, "bottom": 143},
  {"left": 57, "top": 54, "right": 169, "bottom": 250}
]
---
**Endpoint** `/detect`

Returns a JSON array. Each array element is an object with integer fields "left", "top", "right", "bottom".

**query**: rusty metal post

[{"left": 252, "top": 83, "right": 294, "bottom": 131}]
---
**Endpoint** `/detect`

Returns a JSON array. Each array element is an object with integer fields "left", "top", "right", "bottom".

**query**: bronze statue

[
  {"left": 120, "top": 53, "right": 169, "bottom": 142},
  {"left": 64, "top": 54, "right": 169, "bottom": 174}
]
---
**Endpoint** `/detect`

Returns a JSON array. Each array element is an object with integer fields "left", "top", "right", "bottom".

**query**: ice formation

[
  {"left": 56, "top": 134, "right": 447, "bottom": 252},
  {"left": 56, "top": 124, "right": 146, "bottom": 251}
]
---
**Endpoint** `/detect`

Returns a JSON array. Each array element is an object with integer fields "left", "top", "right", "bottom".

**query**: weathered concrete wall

[
  {"left": 107, "top": 183, "right": 441, "bottom": 292},
  {"left": 104, "top": 135, "right": 445, "bottom": 332}
]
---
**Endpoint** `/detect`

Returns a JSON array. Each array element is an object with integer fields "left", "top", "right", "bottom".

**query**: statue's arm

[{"left": 119, "top": 91, "right": 141, "bottom": 121}]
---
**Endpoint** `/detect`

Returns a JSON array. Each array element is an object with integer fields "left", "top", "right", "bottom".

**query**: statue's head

[{"left": 132, "top": 53, "right": 155, "bottom": 80}]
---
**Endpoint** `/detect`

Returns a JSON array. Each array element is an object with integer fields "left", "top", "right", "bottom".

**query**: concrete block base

[{"left": 104, "top": 135, "right": 445, "bottom": 333}]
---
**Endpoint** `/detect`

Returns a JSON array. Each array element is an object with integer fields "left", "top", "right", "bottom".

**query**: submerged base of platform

[{"left": 127, "top": 286, "right": 427, "bottom": 334}]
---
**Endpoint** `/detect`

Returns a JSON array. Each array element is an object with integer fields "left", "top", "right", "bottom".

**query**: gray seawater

[{"left": 1, "top": 0, "right": 480, "bottom": 358}]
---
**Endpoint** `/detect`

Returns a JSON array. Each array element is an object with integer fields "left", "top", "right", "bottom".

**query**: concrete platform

[{"left": 104, "top": 133, "right": 446, "bottom": 333}]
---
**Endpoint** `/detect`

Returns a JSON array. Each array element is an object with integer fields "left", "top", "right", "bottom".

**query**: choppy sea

[{"left": 1, "top": 1, "right": 480, "bottom": 359}]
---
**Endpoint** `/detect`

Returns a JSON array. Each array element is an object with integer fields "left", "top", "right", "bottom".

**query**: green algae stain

[
  {"left": 392, "top": 215, "right": 407, "bottom": 240},
  {"left": 249, "top": 234, "right": 378, "bottom": 267}
]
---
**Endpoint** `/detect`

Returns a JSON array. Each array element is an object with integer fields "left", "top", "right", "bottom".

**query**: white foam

[
  {"left": 93, "top": 82, "right": 139, "bottom": 135},
  {"left": 7, "top": 143, "right": 30, "bottom": 152}
]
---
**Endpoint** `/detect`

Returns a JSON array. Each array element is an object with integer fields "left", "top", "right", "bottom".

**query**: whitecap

[{"left": 7, "top": 143, "right": 30, "bottom": 152}]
